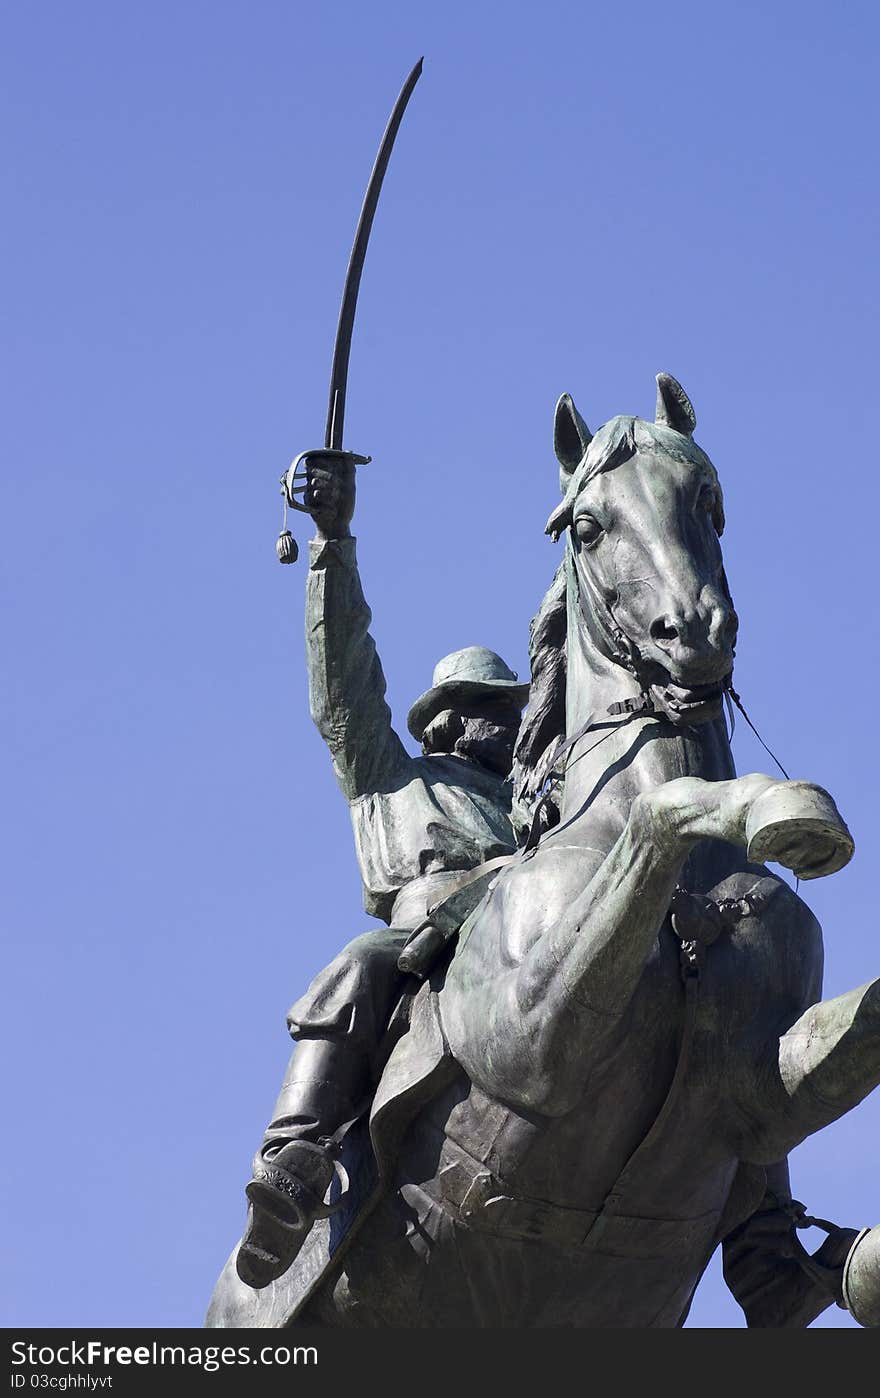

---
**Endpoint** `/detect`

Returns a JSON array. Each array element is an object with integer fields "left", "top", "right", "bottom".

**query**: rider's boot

[{"left": 235, "top": 1038, "right": 367, "bottom": 1290}]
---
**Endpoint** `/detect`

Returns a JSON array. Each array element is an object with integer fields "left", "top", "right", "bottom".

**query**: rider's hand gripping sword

[{"left": 277, "top": 58, "right": 423, "bottom": 563}]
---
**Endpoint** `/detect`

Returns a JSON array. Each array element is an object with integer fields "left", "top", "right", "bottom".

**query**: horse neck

[{"left": 560, "top": 582, "right": 736, "bottom": 826}]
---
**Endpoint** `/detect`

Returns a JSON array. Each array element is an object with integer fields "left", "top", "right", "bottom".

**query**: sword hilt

[
  {"left": 281, "top": 448, "right": 371, "bottom": 514},
  {"left": 276, "top": 449, "right": 372, "bottom": 565}
]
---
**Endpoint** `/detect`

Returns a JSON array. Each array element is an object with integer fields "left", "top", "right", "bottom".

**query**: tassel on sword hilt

[{"left": 275, "top": 448, "right": 371, "bottom": 565}]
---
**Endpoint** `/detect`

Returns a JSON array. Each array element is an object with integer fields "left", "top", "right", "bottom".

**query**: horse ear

[
  {"left": 655, "top": 373, "right": 696, "bottom": 437},
  {"left": 554, "top": 394, "right": 593, "bottom": 481}
]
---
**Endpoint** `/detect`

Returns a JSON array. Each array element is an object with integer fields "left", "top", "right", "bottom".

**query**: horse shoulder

[{"left": 456, "top": 841, "right": 607, "bottom": 966}]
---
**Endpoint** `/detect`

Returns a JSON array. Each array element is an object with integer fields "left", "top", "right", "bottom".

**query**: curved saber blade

[{"left": 324, "top": 57, "right": 423, "bottom": 450}]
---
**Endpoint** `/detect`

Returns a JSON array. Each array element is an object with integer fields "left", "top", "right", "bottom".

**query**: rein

[
  {"left": 726, "top": 685, "right": 791, "bottom": 781},
  {"left": 520, "top": 694, "right": 656, "bottom": 855},
  {"left": 520, "top": 678, "right": 791, "bottom": 859},
  {"left": 520, "top": 538, "right": 664, "bottom": 855}
]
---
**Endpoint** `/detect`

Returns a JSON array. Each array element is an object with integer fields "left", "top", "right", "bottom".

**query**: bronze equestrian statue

[{"left": 209, "top": 375, "right": 880, "bottom": 1328}]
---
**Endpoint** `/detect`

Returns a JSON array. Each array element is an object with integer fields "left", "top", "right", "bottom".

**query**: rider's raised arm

[{"left": 303, "top": 454, "right": 412, "bottom": 801}]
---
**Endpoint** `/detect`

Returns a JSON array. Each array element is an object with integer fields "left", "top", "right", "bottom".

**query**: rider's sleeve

[
  {"left": 306, "top": 536, "right": 413, "bottom": 801},
  {"left": 721, "top": 1159, "right": 853, "bottom": 1327}
]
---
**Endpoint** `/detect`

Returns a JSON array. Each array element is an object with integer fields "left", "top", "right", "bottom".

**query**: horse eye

[
  {"left": 574, "top": 515, "right": 603, "bottom": 547},
  {"left": 698, "top": 485, "right": 716, "bottom": 513}
]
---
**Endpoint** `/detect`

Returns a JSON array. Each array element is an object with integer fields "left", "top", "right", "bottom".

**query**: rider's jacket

[{"left": 306, "top": 537, "right": 516, "bottom": 924}]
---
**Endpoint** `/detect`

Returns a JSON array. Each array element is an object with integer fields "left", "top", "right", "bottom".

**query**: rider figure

[{"left": 236, "top": 451, "right": 528, "bottom": 1289}]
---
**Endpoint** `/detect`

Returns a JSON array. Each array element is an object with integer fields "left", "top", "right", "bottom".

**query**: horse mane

[{"left": 511, "top": 561, "right": 567, "bottom": 839}]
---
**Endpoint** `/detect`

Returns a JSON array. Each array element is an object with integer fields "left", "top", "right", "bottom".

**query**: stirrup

[{"left": 247, "top": 1139, "right": 351, "bottom": 1223}]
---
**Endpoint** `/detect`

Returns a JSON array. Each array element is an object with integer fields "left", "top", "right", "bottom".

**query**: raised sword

[{"left": 277, "top": 57, "right": 423, "bottom": 562}]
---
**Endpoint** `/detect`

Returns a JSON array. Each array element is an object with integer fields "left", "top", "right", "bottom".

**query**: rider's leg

[
  {"left": 259, "top": 1037, "right": 370, "bottom": 1159},
  {"left": 259, "top": 925, "right": 412, "bottom": 1154},
  {"left": 236, "top": 928, "right": 409, "bottom": 1289}
]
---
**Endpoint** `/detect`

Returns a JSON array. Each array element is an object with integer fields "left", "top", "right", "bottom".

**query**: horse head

[{"left": 546, "top": 373, "right": 738, "bottom": 726}]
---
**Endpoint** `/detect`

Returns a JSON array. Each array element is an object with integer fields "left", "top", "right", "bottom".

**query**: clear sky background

[{"left": 3, "top": 1, "right": 879, "bottom": 1329}]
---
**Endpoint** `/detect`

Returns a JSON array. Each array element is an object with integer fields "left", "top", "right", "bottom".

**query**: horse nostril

[
  {"left": 650, "top": 617, "right": 679, "bottom": 646},
  {"left": 710, "top": 608, "right": 738, "bottom": 649}
]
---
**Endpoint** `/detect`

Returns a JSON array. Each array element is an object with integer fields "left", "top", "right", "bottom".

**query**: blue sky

[{"left": 3, "top": 1, "right": 879, "bottom": 1328}]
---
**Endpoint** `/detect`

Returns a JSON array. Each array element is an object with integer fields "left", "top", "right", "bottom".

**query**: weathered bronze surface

[
  {"left": 208, "top": 375, "right": 879, "bottom": 1328},
  {"left": 209, "top": 70, "right": 878, "bottom": 1324}
]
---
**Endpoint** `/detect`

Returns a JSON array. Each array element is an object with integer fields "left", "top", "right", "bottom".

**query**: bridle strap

[
  {"left": 519, "top": 543, "right": 661, "bottom": 858},
  {"left": 567, "top": 537, "right": 651, "bottom": 686}
]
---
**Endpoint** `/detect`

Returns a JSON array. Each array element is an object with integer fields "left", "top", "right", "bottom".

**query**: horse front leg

[{"left": 442, "top": 772, "right": 790, "bottom": 1114}]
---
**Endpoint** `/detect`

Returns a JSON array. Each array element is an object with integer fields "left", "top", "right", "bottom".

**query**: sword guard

[{"left": 281, "top": 449, "right": 372, "bottom": 513}]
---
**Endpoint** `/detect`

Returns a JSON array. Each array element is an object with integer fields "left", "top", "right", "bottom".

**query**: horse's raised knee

[{"left": 628, "top": 785, "right": 696, "bottom": 858}]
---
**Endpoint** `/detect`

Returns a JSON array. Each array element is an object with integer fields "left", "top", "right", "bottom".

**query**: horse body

[
  {"left": 211, "top": 379, "right": 878, "bottom": 1329},
  {"left": 321, "top": 775, "right": 821, "bottom": 1325},
  {"left": 302, "top": 848, "right": 820, "bottom": 1327}
]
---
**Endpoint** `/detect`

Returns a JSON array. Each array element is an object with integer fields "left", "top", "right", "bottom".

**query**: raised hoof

[
  {"left": 843, "top": 1225, "right": 880, "bottom": 1327},
  {"left": 745, "top": 781, "right": 854, "bottom": 880}
]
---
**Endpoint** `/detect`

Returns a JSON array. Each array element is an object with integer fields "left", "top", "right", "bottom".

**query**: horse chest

[
  {"left": 439, "top": 930, "right": 685, "bottom": 1204},
  {"left": 445, "top": 886, "right": 815, "bottom": 1206}
]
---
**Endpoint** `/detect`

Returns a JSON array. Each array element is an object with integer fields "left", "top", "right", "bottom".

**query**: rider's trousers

[{"left": 259, "top": 927, "right": 411, "bottom": 1161}]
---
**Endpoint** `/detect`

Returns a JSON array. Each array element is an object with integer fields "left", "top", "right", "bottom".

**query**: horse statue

[{"left": 208, "top": 373, "right": 880, "bottom": 1328}]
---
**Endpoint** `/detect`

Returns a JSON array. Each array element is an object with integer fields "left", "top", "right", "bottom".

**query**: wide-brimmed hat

[{"left": 407, "top": 646, "right": 530, "bottom": 741}]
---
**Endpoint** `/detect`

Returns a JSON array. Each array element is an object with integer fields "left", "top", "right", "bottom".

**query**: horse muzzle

[
  {"left": 646, "top": 601, "right": 738, "bottom": 686},
  {"left": 642, "top": 613, "right": 735, "bottom": 723}
]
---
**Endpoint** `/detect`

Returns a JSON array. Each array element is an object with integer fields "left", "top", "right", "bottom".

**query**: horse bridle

[
  {"left": 567, "top": 527, "right": 742, "bottom": 720},
  {"left": 520, "top": 535, "right": 732, "bottom": 855},
  {"left": 566, "top": 533, "right": 655, "bottom": 689}
]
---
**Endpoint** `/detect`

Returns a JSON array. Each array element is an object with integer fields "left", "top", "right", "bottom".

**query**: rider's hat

[{"left": 407, "top": 646, "right": 530, "bottom": 741}]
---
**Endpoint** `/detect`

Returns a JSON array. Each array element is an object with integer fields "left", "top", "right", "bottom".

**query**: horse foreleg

[
  {"left": 745, "top": 980, "right": 880, "bottom": 1161},
  {"left": 443, "top": 772, "right": 783, "bottom": 1114}
]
